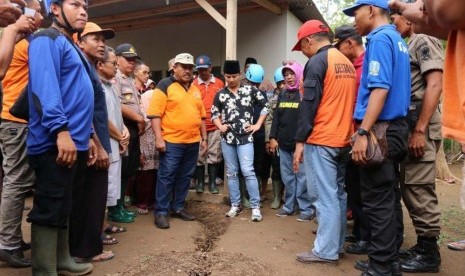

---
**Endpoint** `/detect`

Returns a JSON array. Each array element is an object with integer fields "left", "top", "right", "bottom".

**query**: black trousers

[
  {"left": 346, "top": 160, "right": 371, "bottom": 242},
  {"left": 253, "top": 135, "right": 266, "bottom": 181},
  {"left": 27, "top": 148, "right": 87, "bottom": 228},
  {"left": 121, "top": 121, "right": 141, "bottom": 198},
  {"left": 359, "top": 119, "right": 407, "bottom": 264},
  {"left": 69, "top": 166, "right": 108, "bottom": 258}
]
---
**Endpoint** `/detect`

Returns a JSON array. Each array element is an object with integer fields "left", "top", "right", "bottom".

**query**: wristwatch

[{"left": 357, "top": 128, "right": 369, "bottom": 136}]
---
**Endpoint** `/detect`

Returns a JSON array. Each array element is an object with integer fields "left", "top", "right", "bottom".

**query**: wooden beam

[
  {"left": 226, "top": 0, "right": 237, "bottom": 60},
  {"left": 103, "top": 5, "right": 260, "bottom": 32},
  {"left": 195, "top": 0, "right": 226, "bottom": 29},
  {"left": 90, "top": 0, "right": 126, "bottom": 8},
  {"left": 92, "top": 0, "right": 226, "bottom": 25},
  {"left": 250, "top": 0, "right": 282, "bottom": 15}
]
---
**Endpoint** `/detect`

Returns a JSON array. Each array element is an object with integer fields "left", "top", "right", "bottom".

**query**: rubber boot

[
  {"left": 401, "top": 236, "right": 441, "bottom": 273},
  {"left": 208, "top": 164, "right": 219, "bottom": 194},
  {"left": 239, "top": 177, "right": 251, "bottom": 209},
  {"left": 31, "top": 224, "right": 58, "bottom": 276},
  {"left": 260, "top": 178, "right": 268, "bottom": 202},
  {"left": 270, "top": 179, "right": 282, "bottom": 209},
  {"left": 120, "top": 177, "right": 135, "bottom": 217},
  {"left": 117, "top": 198, "right": 135, "bottom": 217},
  {"left": 107, "top": 205, "right": 134, "bottom": 223},
  {"left": 195, "top": 165, "right": 205, "bottom": 194},
  {"left": 57, "top": 226, "right": 94, "bottom": 276}
]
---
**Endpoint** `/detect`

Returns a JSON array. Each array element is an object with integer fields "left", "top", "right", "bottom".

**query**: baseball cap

[
  {"left": 115, "top": 43, "right": 139, "bottom": 58},
  {"left": 292, "top": 20, "right": 330, "bottom": 51},
  {"left": 73, "top": 22, "right": 114, "bottom": 42},
  {"left": 195, "top": 55, "right": 212, "bottom": 69},
  {"left": 174, "top": 53, "right": 195, "bottom": 66},
  {"left": 343, "top": 0, "right": 390, "bottom": 17},
  {"left": 333, "top": 25, "right": 359, "bottom": 46}
]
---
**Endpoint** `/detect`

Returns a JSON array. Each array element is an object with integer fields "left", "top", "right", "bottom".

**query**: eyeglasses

[
  {"left": 105, "top": 61, "right": 118, "bottom": 66},
  {"left": 282, "top": 60, "right": 295, "bottom": 66}
]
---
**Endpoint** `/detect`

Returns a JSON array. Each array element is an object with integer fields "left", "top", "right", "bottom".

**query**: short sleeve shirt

[
  {"left": 409, "top": 34, "right": 444, "bottom": 101},
  {"left": 114, "top": 70, "right": 142, "bottom": 116},
  {"left": 211, "top": 84, "right": 269, "bottom": 145},
  {"left": 354, "top": 25, "right": 411, "bottom": 121},
  {"left": 409, "top": 34, "right": 444, "bottom": 139}
]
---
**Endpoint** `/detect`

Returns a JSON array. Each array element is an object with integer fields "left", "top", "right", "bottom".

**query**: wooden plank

[
  {"left": 103, "top": 5, "right": 260, "bottom": 32},
  {"left": 92, "top": 0, "right": 226, "bottom": 25},
  {"left": 250, "top": 0, "right": 282, "bottom": 15},
  {"left": 195, "top": 0, "right": 226, "bottom": 29},
  {"left": 90, "top": 0, "right": 126, "bottom": 8}
]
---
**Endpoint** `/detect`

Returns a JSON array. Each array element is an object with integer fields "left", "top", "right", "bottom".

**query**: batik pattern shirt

[{"left": 211, "top": 84, "right": 269, "bottom": 145}]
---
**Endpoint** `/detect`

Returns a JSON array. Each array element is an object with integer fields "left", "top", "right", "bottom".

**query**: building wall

[{"left": 108, "top": 10, "right": 308, "bottom": 83}]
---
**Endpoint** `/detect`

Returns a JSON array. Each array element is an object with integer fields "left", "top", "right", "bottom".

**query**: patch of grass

[{"left": 440, "top": 205, "right": 465, "bottom": 244}]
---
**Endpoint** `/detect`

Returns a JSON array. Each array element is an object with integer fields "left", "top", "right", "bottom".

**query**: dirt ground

[{"left": 1, "top": 163, "right": 465, "bottom": 276}]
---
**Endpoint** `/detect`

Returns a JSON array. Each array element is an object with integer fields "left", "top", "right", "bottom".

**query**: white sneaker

[
  {"left": 251, "top": 208, "right": 262, "bottom": 222},
  {"left": 226, "top": 205, "right": 243, "bottom": 217}
]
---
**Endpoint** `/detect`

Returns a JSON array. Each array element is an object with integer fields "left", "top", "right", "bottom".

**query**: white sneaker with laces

[
  {"left": 251, "top": 208, "right": 262, "bottom": 222},
  {"left": 226, "top": 205, "right": 243, "bottom": 217}
]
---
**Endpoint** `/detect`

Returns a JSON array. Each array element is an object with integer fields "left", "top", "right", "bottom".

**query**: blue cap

[
  {"left": 342, "top": 0, "right": 389, "bottom": 16},
  {"left": 195, "top": 55, "right": 212, "bottom": 69}
]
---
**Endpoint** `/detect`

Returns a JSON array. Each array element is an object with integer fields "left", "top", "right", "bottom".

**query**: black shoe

[
  {"left": 400, "top": 237, "right": 441, "bottom": 273},
  {"left": 0, "top": 248, "right": 31, "bottom": 268},
  {"left": 400, "top": 249, "right": 440, "bottom": 273},
  {"left": 20, "top": 240, "right": 31, "bottom": 251},
  {"left": 346, "top": 234, "right": 358, "bottom": 243},
  {"left": 154, "top": 214, "right": 170, "bottom": 229},
  {"left": 172, "top": 210, "right": 196, "bottom": 221},
  {"left": 346, "top": 241, "right": 370, "bottom": 255},
  {"left": 355, "top": 259, "right": 370, "bottom": 271},
  {"left": 355, "top": 259, "right": 402, "bottom": 276},
  {"left": 359, "top": 261, "right": 394, "bottom": 276}
]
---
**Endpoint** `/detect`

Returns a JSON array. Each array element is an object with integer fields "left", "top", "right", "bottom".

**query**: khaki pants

[
  {"left": 0, "top": 120, "right": 35, "bottom": 250},
  {"left": 401, "top": 129, "right": 441, "bottom": 238},
  {"left": 197, "top": 129, "right": 223, "bottom": 166}
]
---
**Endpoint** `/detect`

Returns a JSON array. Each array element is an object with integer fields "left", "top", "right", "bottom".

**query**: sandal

[
  {"left": 104, "top": 224, "right": 127, "bottom": 234},
  {"left": 137, "top": 208, "right": 149, "bottom": 215},
  {"left": 74, "top": 250, "right": 115, "bottom": 263},
  {"left": 448, "top": 240, "right": 465, "bottom": 251},
  {"left": 101, "top": 234, "right": 118, "bottom": 245}
]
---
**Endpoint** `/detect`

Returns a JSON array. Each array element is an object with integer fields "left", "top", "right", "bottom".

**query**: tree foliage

[{"left": 314, "top": 0, "right": 354, "bottom": 29}]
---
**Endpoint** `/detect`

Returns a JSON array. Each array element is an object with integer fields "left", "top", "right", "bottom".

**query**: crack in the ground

[{"left": 116, "top": 200, "right": 274, "bottom": 276}]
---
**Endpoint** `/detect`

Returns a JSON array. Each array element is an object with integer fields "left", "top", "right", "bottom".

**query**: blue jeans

[
  {"left": 279, "top": 148, "right": 313, "bottom": 215},
  {"left": 221, "top": 141, "right": 260, "bottom": 208},
  {"left": 305, "top": 144, "right": 348, "bottom": 260},
  {"left": 155, "top": 142, "right": 199, "bottom": 215}
]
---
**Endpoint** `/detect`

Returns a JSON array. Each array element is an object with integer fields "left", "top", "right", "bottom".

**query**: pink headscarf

[{"left": 282, "top": 61, "right": 303, "bottom": 90}]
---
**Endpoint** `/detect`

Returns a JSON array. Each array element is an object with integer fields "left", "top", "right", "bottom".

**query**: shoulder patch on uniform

[
  {"left": 419, "top": 43, "right": 431, "bottom": 61},
  {"left": 155, "top": 77, "right": 174, "bottom": 95},
  {"left": 369, "top": 61, "right": 380, "bottom": 76},
  {"left": 34, "top": 27, "right": 61, "bottom": 40}
]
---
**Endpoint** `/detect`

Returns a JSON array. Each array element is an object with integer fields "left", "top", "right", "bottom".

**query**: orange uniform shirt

[
  {"left": 147, "top": 77, "right": 206, "bottom": 144},
  {"left": 307, "top": 48, "right": 356, "bottom": 147},
  {"left": 193, "top": 75, "right": 224, "bottom": 132},
  {"left": 1, "top": 39, "right": 29, "bottom": 123},
  {"left": 442, "top": 30, "right": 465, "bottom": 143}
]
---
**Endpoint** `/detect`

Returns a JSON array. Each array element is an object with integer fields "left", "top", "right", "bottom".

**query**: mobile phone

[{"left": 24, "top": 7, "right": 36, "bottom": 17}]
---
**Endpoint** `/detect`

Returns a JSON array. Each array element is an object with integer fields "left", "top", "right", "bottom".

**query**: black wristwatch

[{"left": 357, "top": 128, "right": 369, "bottom": 136}]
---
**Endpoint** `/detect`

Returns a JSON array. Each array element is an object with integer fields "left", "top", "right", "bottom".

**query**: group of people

[{"left": 0, "top": 0, "right": 464, "bottom": 275}]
